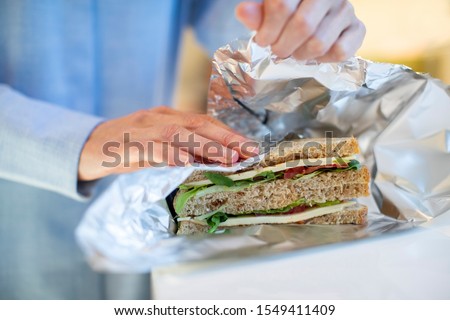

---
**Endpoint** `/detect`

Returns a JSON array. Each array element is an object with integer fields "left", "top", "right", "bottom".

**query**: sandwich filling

[
  {"left": 178, "top": 201, "right": 358, "bottom": 232},
  {"left": 176, "top": 157, "right": 362, "bottom": 233}
]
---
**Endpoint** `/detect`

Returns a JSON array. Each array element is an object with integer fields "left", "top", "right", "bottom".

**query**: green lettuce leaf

[
  {"left": 204, "top": 170, "right": 282, "bottom": 188},
  {"left": 204, "top": 199, "right": 343, "bottom": 232},
  {"left": 251, "top": 198, "right": 307, "bottom": 214},
  {"left": 176, "top": 170, "right": 281, "bottom": 212},
  {"left": 251, "top": 199, "right": 342, "bottom": 214},
  {"left": 178, "top": 184, "right": 194, "bottom": 190},
  {"left": 233, "top": 170, "right": 284, "bottom": 186},
  {"left": 194, "top": 184, "right": 253, "bottom": 199},
  {"left": 174, "top": 185, "right": 206, "bottom": 214},
  {"left": 176, "top": 160, "right": 360, "bottom": 215},
  {"left": 316, "top": 200, "right": 342, "bottom": 207},
  {"left": 291, "top": 159, "right": 361, "bottom": 180},
  {"left": 206, "top": 211, "right": 228, "bottom": 233},
  {"left": 292, "top": 170, "right": 322, "bottom": 181},
  {"left": 339, "top": 159, "right": 361, "bottom": 171},
  {"left": 203, "top": 172, "right": 235, "bottom": 187}
]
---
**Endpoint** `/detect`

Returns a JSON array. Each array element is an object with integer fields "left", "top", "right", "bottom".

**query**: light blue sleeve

[
  {"left": 189, "top": 0, "right": 253, "bottom": 55},
  {"left": 0, "top": 85, "right": 104, "bottom": 200}
]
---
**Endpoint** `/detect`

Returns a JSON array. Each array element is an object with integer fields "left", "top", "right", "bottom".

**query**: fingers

[
  {"left": 202, "top": 117, "right": 259, "bottom": 156},
  {"left": 316, "top": 20, "right": 366, "bottom": 62},
  {"left": 102, "top": 142, "right": 193, "bottom": 177},
  {"left": 161, "top": 114, "right": 258, "bottom": 159},
  {"left": 239, "top": 0, "right": 365, "bottom": 61},
  {"left": 79, "top": 108, "right": 259, "bottom": 181},
  {"left": 149, "top": 143, "right": 192, "bottom": 167},
  {"left": 115, "top": 142, "right": 193, "bottom": 170},
  {"left": 271, "top": 0, "right": 332, "bottom": 58},
  {"left": 182, "top": 116, "right": 259, "bottom": 159},
  {"left": 254, "top": 0, "right": 297, "bottom": 47},
  {"left": 134, "top": 108, "right": 259, "bottom": 159},
  {"left": 132, "top": 125, "right": 240, "bottom": 165},
  {"left": 235, "top": 1, "right": 263, "bottom": 31},
  {"left": 148, "top": 105, "right": 178, "bottom": 115},
  {"left": 292, "top": 2, "right": 354, "bottom": 60}
]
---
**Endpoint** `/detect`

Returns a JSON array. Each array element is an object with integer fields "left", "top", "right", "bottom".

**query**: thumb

[{"left": 235, "top": 1, "right": 263, "bottom": 31}]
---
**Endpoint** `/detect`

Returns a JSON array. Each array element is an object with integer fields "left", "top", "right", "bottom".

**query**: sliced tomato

[
  {"left": 283, "top": 163, "right": 348, "bottom": 179},
  {"left": 284, "top": 166, "right": 306, "bottom": 179},
  {"left": 285, "top": 204, "right": 308, "bottom": 214}
]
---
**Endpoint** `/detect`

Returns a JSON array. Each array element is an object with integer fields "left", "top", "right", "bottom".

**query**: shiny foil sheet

[{"left": 76, "top": 37, "right": 450, "bottom": 272}]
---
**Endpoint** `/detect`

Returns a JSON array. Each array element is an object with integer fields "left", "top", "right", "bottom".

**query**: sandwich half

[{"left": 174, "top": 137, "right": 370, "bottom": 235}]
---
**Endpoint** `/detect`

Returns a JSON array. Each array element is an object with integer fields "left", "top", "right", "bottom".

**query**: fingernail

[
  {"left": 236, "top": 2, "right": 262, "bottom": 31},
  {"left": 249, "top": 146, "right": 259, "bottom": 155},
  {"left": 232, "top": 150, "right": 240, "bottom": 162},
  {"left": 179, "top": 153, "right": 191, "bottom": 166},
  {"left": 245, "top": 2, "right": 259, "bottom": 14}
]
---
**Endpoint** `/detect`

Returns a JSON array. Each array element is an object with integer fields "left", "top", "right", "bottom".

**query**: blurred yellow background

[
  {"left": 175, "top": 0, "right": 450, "bottom": 112},
  {"left": 353, "top": 0, "right": 450, "bottom": 82}
]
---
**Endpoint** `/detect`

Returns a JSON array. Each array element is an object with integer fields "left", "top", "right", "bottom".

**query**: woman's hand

[
  {"left": 78, "top": 106, "right": 258, "bottom": 181},
  {"left": 236, "top": 0, "right": 366, "bottom": 62}
]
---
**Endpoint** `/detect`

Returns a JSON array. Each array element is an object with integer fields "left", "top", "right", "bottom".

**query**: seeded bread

[
  {"left": 184, "top": 136, "right": 360, "bottom": 184},
  {"left": 177, "top": 166, "right": 370, "bottom": 217},
  {"left": 261, "top": 136, "right": 360, "bottom": 166},
  {"left": 176, "top": 203, "right": 368, "bottom": 235}
]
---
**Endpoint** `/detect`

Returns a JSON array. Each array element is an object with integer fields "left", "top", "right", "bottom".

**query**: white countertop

[{"left": 152, "top": 211, "right": 450, "bottom": 299}]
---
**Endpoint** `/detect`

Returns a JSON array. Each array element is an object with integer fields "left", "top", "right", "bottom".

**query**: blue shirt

[{"left": 0, "top": 0, "right": 247, "bottom": 299}]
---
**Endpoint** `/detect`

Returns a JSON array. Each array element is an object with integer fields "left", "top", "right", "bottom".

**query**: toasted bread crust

[
  {"left": 176, "top": 203, "right": 368, "bottom": 235},
  {"left": 305, "top": 203, "right": 367, "bottom": 225},
  {"left": 262, "top": 136, "right": 360, "bottom": 166},
  {"left": 177, "top": 166, "right": 370, "bottom": 217},
  {"left": 183, "top": 137, "right": 360, "bottom": 184},
  {"left": 177, "top": 221, "right": 210, "bottom": 235}
]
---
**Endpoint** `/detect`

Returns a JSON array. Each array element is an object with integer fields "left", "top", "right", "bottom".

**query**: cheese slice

[
  {"left": 184, "top": 156, "right": 355, "bottom": 187},
  {"left": 181, "top": 201, "right": 357, "bottom": 227}
]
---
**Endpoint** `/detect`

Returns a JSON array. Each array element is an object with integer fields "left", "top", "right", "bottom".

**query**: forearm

[{"left": 0, "top": 85, "right": 103, "bottom": 200}]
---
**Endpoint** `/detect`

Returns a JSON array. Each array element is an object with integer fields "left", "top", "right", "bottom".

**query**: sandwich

[{"left": 174, "top": 137, "right": 370, "bottom": 235}]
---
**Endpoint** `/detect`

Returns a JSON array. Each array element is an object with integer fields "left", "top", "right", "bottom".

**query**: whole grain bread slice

[
  {"left": 176, "top": 203, "right": 368, "bottom": 235},
  {"left": 261, "top": 136, "right": 360, "bottom": 166},
  {"left": 177, "top": 166, "right": 370, "bottom": 217},
  {"left": 184, "top": 136, "right": 360, "bottom": 184}
]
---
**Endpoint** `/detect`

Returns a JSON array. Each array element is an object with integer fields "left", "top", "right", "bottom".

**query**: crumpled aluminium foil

[{"left": 76, "top": 37, "right": 450, "bottom": 272}]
